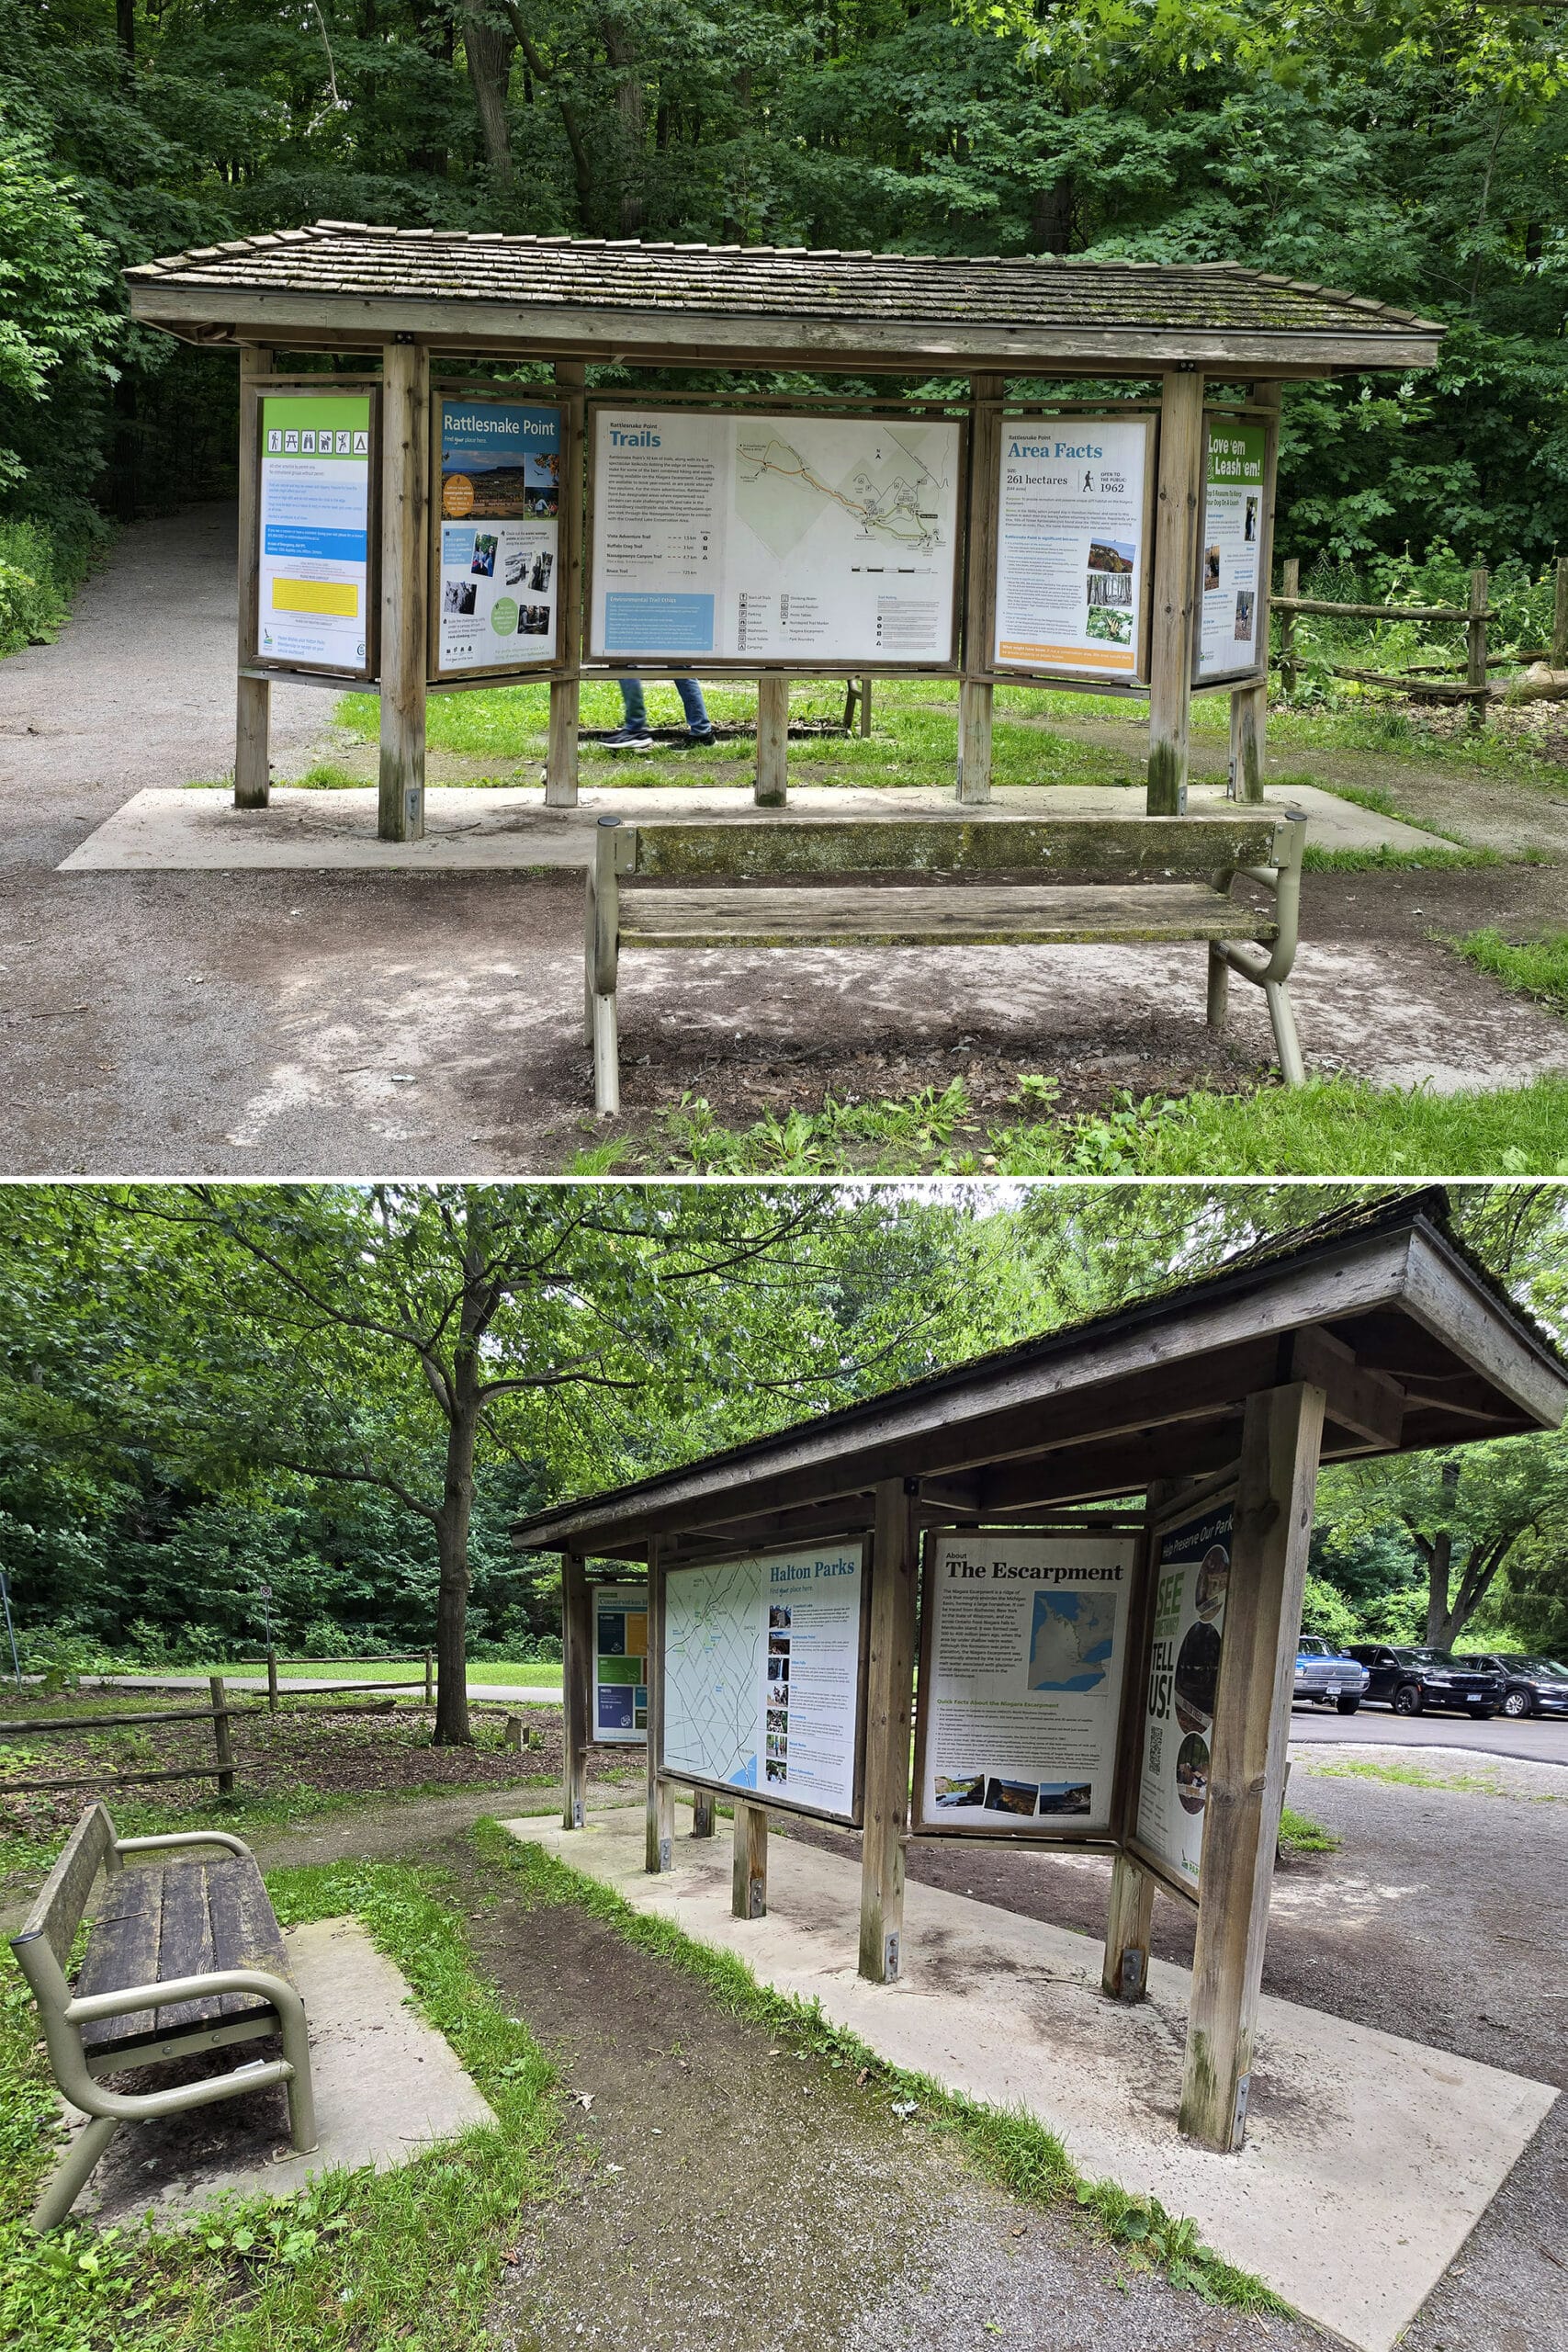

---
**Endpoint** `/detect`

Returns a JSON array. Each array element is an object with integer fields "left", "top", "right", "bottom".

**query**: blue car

[{"left": 1293, "top": 1634, "right": 1370, "bottom": 1714}]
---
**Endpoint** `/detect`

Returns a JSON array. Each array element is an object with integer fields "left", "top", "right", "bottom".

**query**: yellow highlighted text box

[
  {"left": 273, "top": 578, "right": 358, "bottom": 616},
  {"left": 998, "top": 640, "right": 1134, "bottom": 671}
]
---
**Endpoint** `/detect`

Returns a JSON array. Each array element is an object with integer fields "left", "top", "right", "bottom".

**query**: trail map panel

[
  {"left": 589, "top": 408, "right": 960, "bottom": 665},
  {"left": 1195, "top": 418, "right": 1268, "bottom": 683},
  {"left": 256, "top": 391, "right": 373, "bottom": 676},
  {"left": 592, "top": 1582, "right": 648, "bottom": 1746},
  {"left": 916, "top": 1532, "right": 1134, "bottom": 1838},
  {"left": 434, "top": 395, "right": 561, "bottom": 676},
  {"left": 662, "top": 1543, "right": 864, "bottom": 1822},
  {"left": 1134, "top": 1500, "right": 1234, "bottom": 1891},
  {"left": 991, "top": 416, "right": 1155, "bottom": 682}
]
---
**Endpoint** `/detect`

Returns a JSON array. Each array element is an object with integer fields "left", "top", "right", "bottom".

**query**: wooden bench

[
  {"left": 583, "top": 810, "right": 1308, "bottom": 1114},
  {"left": 10, "top": 1799, "right": 316, "bottom": 2229}
]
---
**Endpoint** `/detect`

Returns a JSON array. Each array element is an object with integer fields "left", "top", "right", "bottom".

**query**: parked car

[
  {"left": 1344, "top": 1645, "right": 1505, "bottom": 1718},
  {"left": 1292, "top": 1635, "right": 1370, "bottom": 1713},
  {"left": 1465, "top": 1655, "right": 1568, "bottom": 1719}
]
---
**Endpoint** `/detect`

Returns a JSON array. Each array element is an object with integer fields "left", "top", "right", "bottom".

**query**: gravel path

[{"left": 3, "top": 510, "right": 1565, "bottom": 1177}]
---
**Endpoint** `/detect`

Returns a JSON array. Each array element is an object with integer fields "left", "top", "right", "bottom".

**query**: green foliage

[
  {"left": 1277, "top": 1807, "right": 1340, "bottom": 1856},
  {"left": 1298, "top": 1572, "right": 1361, "bottom": 1648},
  {"left": 1451, "top": 929, "right": 1568, "bottom": 1014}
]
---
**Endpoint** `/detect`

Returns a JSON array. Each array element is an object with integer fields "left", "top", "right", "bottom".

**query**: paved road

[
  {"left": 1288, "top": 1701, "right": 1568, "bottom": 1765},
  {"left": 88, "top": 1672, "right": 563, "bottom": 1706}
]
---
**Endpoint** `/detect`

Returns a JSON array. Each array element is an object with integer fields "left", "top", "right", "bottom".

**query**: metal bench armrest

[
  {"left": 114, "top": 1829, "right": 252, "bottom": 1861},
  {"left": 54, "top": 1965, "right": 310, "bottom": 2123},
  {"left": 1224, "top": 813, "right": 1305, "bottom": 988}
]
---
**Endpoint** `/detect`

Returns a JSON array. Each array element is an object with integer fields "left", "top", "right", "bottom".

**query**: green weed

[
  {"left": 1450, "top": 928, "right": 1568, "bottom": 1014},
  {"left": 1276, "top": 1806, "right": 1340, "bottom": 1854}
]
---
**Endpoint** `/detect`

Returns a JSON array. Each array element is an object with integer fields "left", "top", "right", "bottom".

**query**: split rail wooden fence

[{"left": 1272, "top": 553, "right": 1568, "bottom": 722}]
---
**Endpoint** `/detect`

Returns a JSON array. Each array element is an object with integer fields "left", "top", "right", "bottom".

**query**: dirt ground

[{"left": 3, "top": 508, "right": 1565, "bottom": 1177}]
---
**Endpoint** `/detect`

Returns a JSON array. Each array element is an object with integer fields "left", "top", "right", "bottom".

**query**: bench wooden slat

[
  {"left": 76, "top": 1868, "right": 163, "bottom": 2047},
  {"left": 78, "top": 1855, "right": 291, "bottom": 2055},
  {"left": 620, "top": 881, "right": 1280, "bottom": 951},
  {"left": 17, "top": 1800, "right": 116, "bottom": 1970},
  {"left": 626, "top": 816, "right": 1279, "bottom": 882}
]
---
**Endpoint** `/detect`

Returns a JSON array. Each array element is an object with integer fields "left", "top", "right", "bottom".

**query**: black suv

[
  {"left": 1467, "top": 1655, "right": 1568, "bottom": 1719},
  {"left": 1344, "top": 1645, "right": 1505, "bottom": 1719}
]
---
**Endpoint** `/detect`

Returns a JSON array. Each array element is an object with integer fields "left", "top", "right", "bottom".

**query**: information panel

[
  {"left": 589, "top": 408, "right": 961, "bottom": 666},
  {"left": 661, "top": 1543, "right": 864, "bottom": 1822},
  {"left": 991, "top": 417, "right": 1155, "bottom": 682},
  {"left": 1195, "top": 419, "right": 1268, "bottom": 682},
  {"left": 915, "top": 1532, "right": 1135, "bottom": 1836},
  {"left": 592, "top": 1581, "right": 648, "bottom": 1746},
  {"left": 1134, "top": 1500, "right": 1234, "bottom": 1891},
  {"left": 435, "top": 396, "right": 561, "bottom": 675},
  {"left": 257, "top": 393, "right": 373, "bottom": 675}
]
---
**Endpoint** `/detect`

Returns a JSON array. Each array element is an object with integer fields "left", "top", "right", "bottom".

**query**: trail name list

[
  {"left": 919, "top": 1534, "right": 1134, "bottom": 1836},
  {"left": 589, "top": 408, "right": 961, "bottom": 665}
]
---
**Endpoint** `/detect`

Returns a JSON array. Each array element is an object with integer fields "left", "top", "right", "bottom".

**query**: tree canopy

[{"left": 4, "top": 0, "right": 1566, "bottom": 564}]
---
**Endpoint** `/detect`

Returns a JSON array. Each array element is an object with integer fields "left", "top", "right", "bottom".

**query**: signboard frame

[
  {"left": 654, "top": 1538, "right": 874, "bottom": 1831},
  {"left": 910, "top": 1524, "right": 1143, "bottom": 1847},
  {"left": 1190, "top": 404, "right": 1279, "bottom": 691},
  {"left": 244, "top": 377, "right": 382, "bottom": 684},
  {"left": 591, "top": 1576, "right": 649, "bottom": 1747},
  {"left": 427, "top": 378, "right": 574, "bottom": 686},
  {"left": 582, "top": 398, "right": 967, "bottom": 677},
  {"left": 981, "top": 409, "right": 1160, "bottom": 691},
  {"left": 1124, "top": 1479, "right": 1243, "bottom": 1908}
]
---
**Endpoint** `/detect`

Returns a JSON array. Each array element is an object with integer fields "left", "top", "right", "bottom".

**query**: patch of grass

[
  {"left": 1276, "top": 1806, "right": 1340, "bottom": 1855},
  {"left": 0, "top": 1856, "right": 559, "bottom": 2352},
  {"left": 482, "top": 1822, "right": 1291, "bottom": 2316},
  {"left": 619, "top": 1071, "right": 1568, "bottom": 1179},
  {"left": 293, "top": 762, "right": 366, "bottom": 790},
  {"left": 1450, "top": 928, "right": 1568, "bottom": 1014},
  {"left": 1303, "top": 842, "right": 1499, "bottom": 873},
  {"left": 1302, "top": 1758, "right": 1562, "bottom": 1803}
]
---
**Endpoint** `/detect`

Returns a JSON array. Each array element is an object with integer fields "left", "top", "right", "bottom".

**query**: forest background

[
  {"left": 3, "top": 0, "right": 1567, "bottom": 649},
  {"left": 2, "top": 1183, "right": 1565, "bottom": 1713}
]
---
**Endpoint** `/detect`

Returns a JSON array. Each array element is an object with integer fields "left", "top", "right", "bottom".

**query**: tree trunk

[
  {"left": 1423, "top": 1527, "right": 1453, "bottom": 1645},
  {"left": 431, "top": 1221, "right": 488, "bottom": 1745},
  {"left": 1030, "top": 176, "right": 1074, "bottom": 255},
  {"left": 117, "top": 0, "right": 135, "bottom": 66},
  {"left": 462, "top": 0, "right": 517, "bottom": 188},
  {"left": 601, "top": 17, "right": 645, "bottom": 233}
]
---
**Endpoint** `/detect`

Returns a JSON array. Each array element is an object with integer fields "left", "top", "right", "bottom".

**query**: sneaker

[
  {"left": 604, "top": 724, "right": 653, "bottom": 752},
  {"left": 683, "top": 727, "right": 716, "bottom": 746}
]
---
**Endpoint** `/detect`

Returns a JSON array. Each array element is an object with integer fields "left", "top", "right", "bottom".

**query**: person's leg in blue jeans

[
  {"left": 604, "top": 676, "right": 651, "bottom": 750},
  {"left": 673, "top": 677, "right": 713, "bottom": 742}
]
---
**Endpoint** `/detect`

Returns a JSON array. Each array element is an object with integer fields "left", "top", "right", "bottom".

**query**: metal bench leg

[
  {"left": 1265, "top": 978, "right": 1305, "bottom": 1088},
  {"left": 1206, "top": 943, "right": 1230, "bottom": 1030},
  {"left": 278, "top": 1998, "right": 318, "bottom": 2154},
  {"left": 31, "top": 2111, "right": 118, "bottom": 2231},
  {"left": 592, "top": 991, "right": 620, "bottom": 1118}
]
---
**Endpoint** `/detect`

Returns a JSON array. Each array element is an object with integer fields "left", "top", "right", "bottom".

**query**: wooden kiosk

[
  {"left": 513, "top": 1191, "right": 1567, "bottom": 2154},
  {"left": 125, "top": 226, "right": 1441, "bottom": 839}
]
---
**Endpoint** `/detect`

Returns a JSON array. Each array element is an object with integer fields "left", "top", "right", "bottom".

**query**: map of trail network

[
  {"left": 734, "top": 424, "right": 951, "bottom": 561},
  {"left": 663, "top": 1560, "right": 764, "bottom": 1789}
]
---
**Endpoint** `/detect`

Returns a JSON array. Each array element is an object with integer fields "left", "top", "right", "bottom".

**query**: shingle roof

[{"left": 124, "top": 221, "right": 1445, "bottom": 369}]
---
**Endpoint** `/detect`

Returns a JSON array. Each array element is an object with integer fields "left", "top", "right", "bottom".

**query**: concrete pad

[
  {"left": 67, "top": 1916, "right": 494, "bottom": 2226},
  {"left": 502, "top": 1811, "right": 1555, "bottom": 2352},
  {"left": 58, "top": 778, "right": 1449, "bottom": 873}
]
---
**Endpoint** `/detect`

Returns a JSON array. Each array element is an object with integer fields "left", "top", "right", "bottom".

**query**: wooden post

[
  {"left": 547, "top": 360, "right": 585, "bottom": 808},
  {"left": 645, "top": 1539, "right": 674, "bottom": 1871},
  {"left": 561, "top": 1549, "right": 591, "bottom": 1831},
  {"left": 1553, "top": 556, "right": 1568, "bottom": 668},
  {"left": 265, "top": 1647, "right": 279, "bottom": 1715},
  {"left": 859, "top": 676, "right": 873, "bottom": 737},
  {"left": 732, "top": 1797, "right": 768, "bottom": 1918},
  {"left": 503, "top": 1712, "right": 525, "bottom": 1752},
  {"left": 1146, "top": 368, "right": 1205, "bottom": 815},
  {"left": 1179, "top": 1380, "right": 1327, "bottom": 2152},
  {"left": 209, "top": 1676, "right": 235, "bottom": 1797},
  {"left": 235, "top": 345, "right": 273, "bottom": 809},
  {"left": 858, "top": 1478, "right": 919, "bottom": 1984},
  {"left": 378, "top": 338, "right": 430, "bottom": 842},
  {"left": 423, "top": 1645, "right": 434, "bottom": 1706},
  {"left": 1279, "top": 556, "right": 1300, "bottom": 699},
  {"left": 692, "top": 1789, "right": 716, "bottom": 1838},
  {"left": 1229, "top": 681, "right": 1267, "bottom": 804},
  {"left": 755, "top": 674, "right": 789, "bottom": 806},
  {"left": 957, "top": 371, "right": 1003, "bottom": 804},
  {"left": 1467, "top": 562, "right": 1489, "bottom": 730},
  {"left": 1102, "top": 1855, "right": 1156, "bottom": 2000}
]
